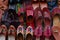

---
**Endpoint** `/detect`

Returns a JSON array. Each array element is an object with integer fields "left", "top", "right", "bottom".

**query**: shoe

[
  {"left": 52, "top": 7, "right": 60, "bottom": 40},
  {"left": 8, "top": 25, "right": 16, "bottom": 40},
  {"left": 52, "top": 7, "right": 60, "bottom": 27},
  {"left": 43, "top": 7, "right": 51, "bottom": 40},
  {"left": 26, "top": 26, "right": 33, "bottom": 40},
  {"left": 26, "top": 5, "right": 34, "bottom": 29},
  {"left": 34, "top": 7, "right": 43, "bottom": 40},
  {"left": 0, "top": 25, "right": 7, "bottom": 40},
  {"left": 17, "top": 25, "right": 24, "bottom": 40}
]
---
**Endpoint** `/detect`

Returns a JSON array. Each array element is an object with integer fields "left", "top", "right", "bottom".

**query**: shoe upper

[
  {"left": 17, "top": 25, "right": 24, "bottom": 35},
  {"left": 8, "top": 25, "right": 16, "bottom": 36},
  {"left": 26, "top": 26, "right": 33, "bottom": 36},
  {"left": 1, "top": 25, "right": 7, "bottom": 36}
]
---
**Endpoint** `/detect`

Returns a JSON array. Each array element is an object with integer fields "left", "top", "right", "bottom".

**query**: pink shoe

[
  {"left": 43, "top": 8, "right": 51, "bottom": 39},
  {"left": 34, "top": 7, "right": 43, "bottom": 38}
]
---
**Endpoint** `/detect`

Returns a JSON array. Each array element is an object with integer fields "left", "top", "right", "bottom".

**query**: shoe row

[
  {"left": 0, "top": 24, "right": 33, "bottom": 40},
  {"left": 0, "top": 7, "right": 60, "bottom": 40}
]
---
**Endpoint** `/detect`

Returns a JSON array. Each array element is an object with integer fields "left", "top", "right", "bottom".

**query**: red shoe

[
  {"left": 0, "top": 25, "right": 7, "bottom": 40},
  {"left": 34, "top": 7, "right": 43, "bottom": 38},
  {"left": 26, "top": 5, "right": 34, "bottom": 30},
  {"left": 8, "top": 25, "right": 16, "bottom": 40},
  {"left": 17, "top": 25, "right": 24, "bottom": 40},
  {"left": 26, "top": 26, "right": 33, "bottom": 40},
  {"left": 43, "top": 8, "right": 51, "bottom": 40}
]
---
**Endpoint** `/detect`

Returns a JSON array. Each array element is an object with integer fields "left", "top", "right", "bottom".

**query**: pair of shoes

[
  {"left": 52, "top": 7, "right": 60, "bottom": 40},
  {"left": 34, "top": 7, "right": 51, "bottom": 40},
  {"left": 17, "top": 25, "right": 33, "bottom": 40}
]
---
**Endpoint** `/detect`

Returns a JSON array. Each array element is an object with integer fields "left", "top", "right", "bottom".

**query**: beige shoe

[
  {"left": 0, "top": 25, "right": 7, "bottom": 40},
  {"left": 8, "top": 25, "right": 16, "bottom": 40},
  {"left": 52, "top": 7, "right": 60, "bottom": 40},
  {"left": 17, "top": 25, "right": 24, "bottom": 40},
  {"left": 26, "top": 26, "right": 33, "bottom": 40}
]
